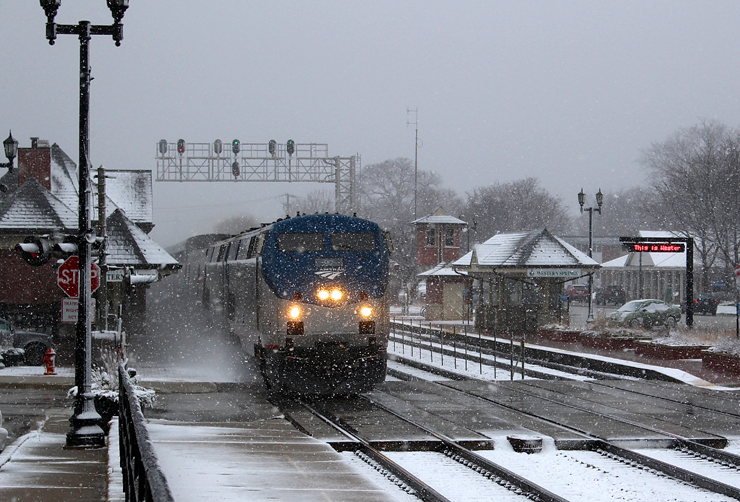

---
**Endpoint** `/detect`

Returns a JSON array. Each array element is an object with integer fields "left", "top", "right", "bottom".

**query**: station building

[
  {"left": 0, "top": 137, "right": 179, "bottom": 348},
  {"left": 453, "top": 228, "right": 599, "bottom": 334},
  {"left": 411, "top": 208, "right": 472, "bottom": 320}
]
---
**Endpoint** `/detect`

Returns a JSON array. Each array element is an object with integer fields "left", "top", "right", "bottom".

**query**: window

[
  {"left": 277, "top": 233, "right": 325, "bottom": 252},
  {"left": 237, "top": 237, "right": 252, "bottom": 260},
  {"left": 228, "top": 241, "right": 240, "bottom": 261},
  {"left": 426, "top": 228, "right": 436, "bottom": 246},
  {"left": 445, "top": 228, "right": 455, "bottom": 247},
  {"left": 330, "top": 232, "right": 377, "bottom": 251},
  {"left": 216, "top": 244, "right": 228, "bottom": 262}
]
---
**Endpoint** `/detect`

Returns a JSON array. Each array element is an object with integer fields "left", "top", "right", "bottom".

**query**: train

[{"left": 201, "top": 213, "right": 392, "bottom": 396}]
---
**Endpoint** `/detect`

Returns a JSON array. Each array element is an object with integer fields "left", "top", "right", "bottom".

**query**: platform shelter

[{"left": 453, "top": 228, "right": 599, "bottom": 334}]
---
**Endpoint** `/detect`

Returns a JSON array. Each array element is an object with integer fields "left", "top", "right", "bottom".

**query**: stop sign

[{"left": 57, "top": 256, "right": 100, "bottom": 298}]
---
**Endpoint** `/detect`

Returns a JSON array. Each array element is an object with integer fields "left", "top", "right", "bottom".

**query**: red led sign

[{"left": 625, "top": 243, "right": 685, "bottom": 253}]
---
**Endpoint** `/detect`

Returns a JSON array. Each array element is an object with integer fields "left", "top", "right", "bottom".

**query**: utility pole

[{"left": 407, "top": 108, "right": 418, "bottom": 220}]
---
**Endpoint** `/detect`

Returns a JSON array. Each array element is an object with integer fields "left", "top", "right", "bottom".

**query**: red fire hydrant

[{"left": 43, "top": 348, "right": 56, "bottom": 376}]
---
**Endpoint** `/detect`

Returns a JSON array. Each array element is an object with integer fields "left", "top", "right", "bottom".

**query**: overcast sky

[{"left": 3, "top": 1, "right": 740, "bottom": 247}]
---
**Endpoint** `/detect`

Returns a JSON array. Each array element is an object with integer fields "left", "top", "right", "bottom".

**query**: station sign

[
  {"left": 526, "top": 268, "right": 581, "bottom": 278},
  {"left": 623, "top": 242, "right": 685, "bottom": 253}
]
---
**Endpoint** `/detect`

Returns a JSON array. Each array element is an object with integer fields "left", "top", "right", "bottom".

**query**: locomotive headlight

[
  {"left": 359, "top": 306, "right": 373, "bottom": 318},
  {"left": 316, "top": 287, "right": 344, "bottom": 302},
  {"left": 288, "top": 305, "right": 301, "bottom": 319}
]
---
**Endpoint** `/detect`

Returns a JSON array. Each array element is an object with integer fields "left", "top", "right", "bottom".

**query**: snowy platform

[{"left": 146, "top": 418, "right": 400, "bottom": 502}]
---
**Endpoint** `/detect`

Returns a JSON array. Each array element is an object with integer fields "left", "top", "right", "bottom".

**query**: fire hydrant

[{"left": 43, "top": 348, "right": 56, "bottom": 375}]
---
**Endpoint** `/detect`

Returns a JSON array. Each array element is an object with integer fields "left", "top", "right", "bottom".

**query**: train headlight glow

[
  {"left": 288, "top": 305, "right": 301, "bottom": 319},
  {"left": 316, "top": 288, "right": 344, "bottom": 302},
  {"left": 360, "top": 306, "right": 373, "bottom": 318}
]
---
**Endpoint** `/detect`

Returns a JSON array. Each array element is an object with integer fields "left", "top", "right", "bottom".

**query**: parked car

[
  {"left": 608, "top": 299, "right": 681, "bottom": 329},
  {"left": 694, "top": 293, "right": 718, "bottom": 315},
  {"left": 0, "top": 318, "right": 53, "bottom": 366},
  {"left": 567, "top": 285, "right": 589, "bottom": 303},
  {"left": 595, "top": 285, "right": 626, "bottom": 306}
]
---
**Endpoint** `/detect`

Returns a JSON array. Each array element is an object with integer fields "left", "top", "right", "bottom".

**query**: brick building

[
  {"left": 412, "top": 207, "right": 472, "bottom": 320},
  {"left": 0, "top": 138, "right": 179, "bottom": 349}
]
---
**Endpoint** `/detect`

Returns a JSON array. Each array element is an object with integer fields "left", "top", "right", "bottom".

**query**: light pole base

[{"left": 66, "top": 404, "right": 106, "bottom": 448}]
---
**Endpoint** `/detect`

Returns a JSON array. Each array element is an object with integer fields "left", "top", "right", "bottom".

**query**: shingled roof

[
  {"left": 0, "top": 177, "right": 77, "bottom": 233},
  {"left": 105, "top": 209, "right": 179, "bottom": 270},
  {"left": 453, "top": 228, "right": 599, "bottom": 270}
]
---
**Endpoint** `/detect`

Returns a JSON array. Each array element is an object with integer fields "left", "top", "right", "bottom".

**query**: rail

[{"left": 118, "top": 363, "right": 174, "bottom": 502}]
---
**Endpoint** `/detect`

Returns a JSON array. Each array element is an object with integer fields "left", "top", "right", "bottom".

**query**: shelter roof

[
  {"left": 411, "top": 207, "right": 467, "bottom": 226},
  {"left": 105, "top": 209, "right": 180, "bottom": 270},
  {"left": 0, "top": 177, "right": 77, "bottom": 233},
  {"left": 418, "top": 261, "right": 467, "bottom": 277},
  {"left": 453, "top": 228, "right": 599, "bottom": 270}
]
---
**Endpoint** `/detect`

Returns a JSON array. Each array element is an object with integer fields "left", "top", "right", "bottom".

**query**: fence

[{"left": 118, "top": 363, "right": 174, "bottom": 502}]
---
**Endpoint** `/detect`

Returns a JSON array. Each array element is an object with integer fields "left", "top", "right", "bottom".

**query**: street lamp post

[
  {"left": 39, "top": 0, "right": 129, "bottom": 449},
  {"left": 578, "top": 188, "right": 603, "bottom": 324},
  {"left": 1, "top": 131, "right": 18, "bottom": 172}
]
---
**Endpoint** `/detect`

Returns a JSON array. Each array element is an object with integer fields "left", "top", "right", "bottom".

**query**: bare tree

[
  {"left": 641, "top": 120, "right": 740, "bottom": 288},
  {"left": 461, "top": 177, "right": 569, "bottom": 244},
  {"left": 281, "top": 189, "right": 335, "bottom": 216},
  {"left": 359, "top": 158, "right": 461, "bottom": 297},
  {"left": 572, "top": 187, "right": 659, "bottom": 237}
]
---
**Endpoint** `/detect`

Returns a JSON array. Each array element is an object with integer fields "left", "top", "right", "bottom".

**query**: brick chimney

[{"left": 17, "top": 137, "right": 52, "bottom": 190}]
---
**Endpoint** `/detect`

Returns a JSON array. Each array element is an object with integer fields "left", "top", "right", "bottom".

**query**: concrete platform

[
  {"left": 0, "top": 410, "right": 108, "bottom": 502},
  {"left": 146, "top": 418, "right": 400, "bottom": 502}
]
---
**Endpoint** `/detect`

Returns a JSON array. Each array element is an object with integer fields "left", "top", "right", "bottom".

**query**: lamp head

[
  {"left": 3, "top": 131, "right": 18, "bottom": 173},
  {"left": 39, "top": 0, "right": 61, "bottom": 21},
  {"left": 577, "top": 188, "right": 585, "bottom": 212},
  {"left": 107, "top": 0, "right": 129, "bottom": 23},
  {"left": 595, "top": 188, "right": 604, "bottom": 212}
]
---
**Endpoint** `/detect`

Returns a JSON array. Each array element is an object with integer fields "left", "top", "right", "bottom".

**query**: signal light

[
  {"left": 158, "top": 139, "right": 167, "bottom": 155},
  {"left": 214, "top": 139, "right": 222, "bottom": 155},
  {"left": 232, "top": 161, "right": 240, "bottom": 177},
  {"left": 53, "top": 235, "right": 78, "bottom": 258},
  {"left": 232, "top": 139, "right": 240, "bottom": 154},
  {"left": 286, "top": 139, "right": 295, "bottom": 156},
  {"left": 177, "top": 139, "right": 185, "bottom": 155},
  {"left": 16, "top": 236, "right": 52, "bottom": 266},
  {"left": 268, "top": 139, "right": 276, "bottom": 157}
]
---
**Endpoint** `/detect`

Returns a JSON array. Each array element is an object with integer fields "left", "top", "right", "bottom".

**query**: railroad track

[
  {"left": 270, "top": 393, "right": 568, "bottom": 502},
  {"left": 386, "top": 355, "right": 740, "bottom": 501}
]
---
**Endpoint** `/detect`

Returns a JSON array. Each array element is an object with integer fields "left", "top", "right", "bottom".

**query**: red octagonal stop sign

[{"left": 57, "top": 255, "right": 100, "bottom": 298}]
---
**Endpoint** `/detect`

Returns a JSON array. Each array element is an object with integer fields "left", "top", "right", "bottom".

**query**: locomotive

[{"left": 202, "top": 213, "right": 391, "bottom": 395}]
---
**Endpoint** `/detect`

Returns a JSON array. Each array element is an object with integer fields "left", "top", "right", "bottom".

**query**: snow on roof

[
  {"left": 106, "top": 209, "right": 180, "bottom": 269},
  {"left": 453, "top": 228, "right": 599, "bottom": 269},
  {"left": 98, "top": 170, "right": 153, "bottom": 224},
  {"left": 50, "top": 143, "right": 79, "bottom": 212},
  {"left": 411, "top": 206, "right": 467, "bottom": 225},
  {"left": 418, "top": 261, "right": 467, "bottom": 277},
  {"left": 0, "top": 177, "right": 77, "bottom": 232}
]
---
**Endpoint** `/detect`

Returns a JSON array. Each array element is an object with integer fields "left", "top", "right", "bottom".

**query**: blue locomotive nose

[{"left": 261, "top": 215, "right": 389, "bottom": 305}]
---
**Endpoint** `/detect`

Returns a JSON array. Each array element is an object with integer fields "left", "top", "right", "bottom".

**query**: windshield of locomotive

[
  {"left": 277, "top": 233, "right": 325, "bottom": 252},
  {"left": 330, "top": 232, "right": 377, "bottom": 251}
]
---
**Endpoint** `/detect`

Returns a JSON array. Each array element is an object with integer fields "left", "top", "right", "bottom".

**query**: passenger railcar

[{"left": 202, "top": 213, "right": 391, "bottom": 395}]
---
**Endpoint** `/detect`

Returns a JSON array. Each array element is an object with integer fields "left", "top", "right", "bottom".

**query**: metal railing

[{"left": 118, "top": 363, "right": 174, "bottom": 502}]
